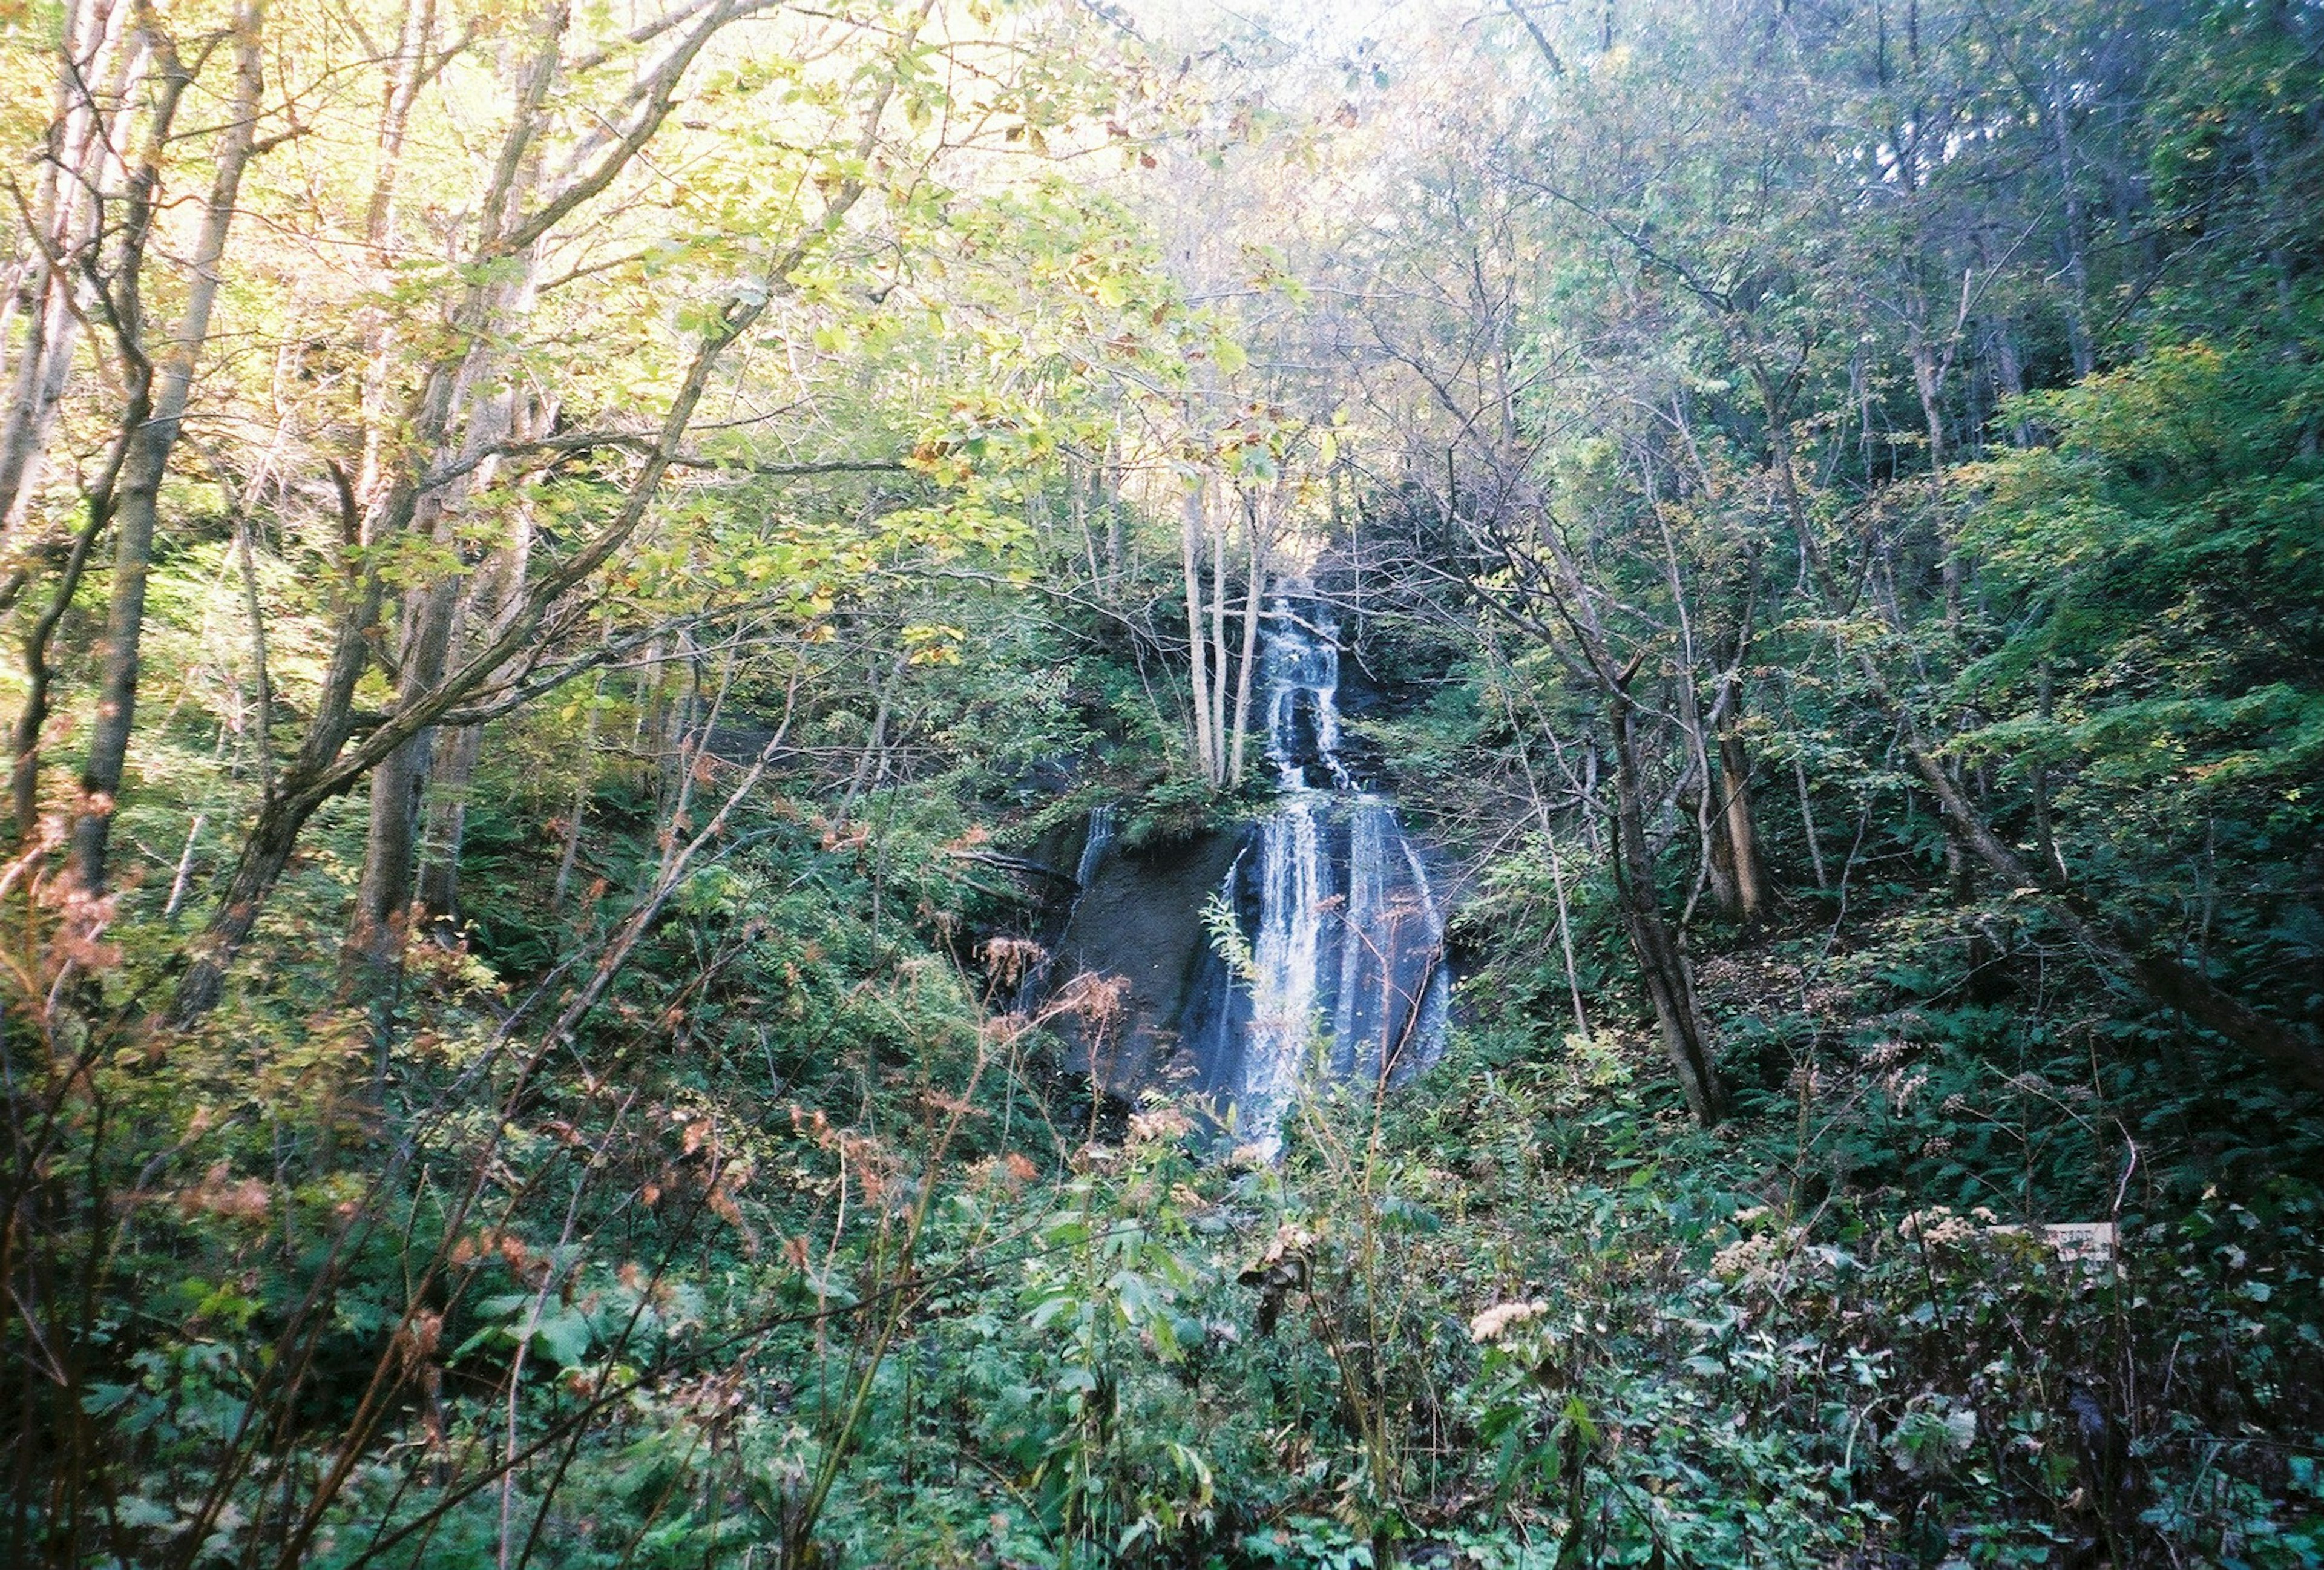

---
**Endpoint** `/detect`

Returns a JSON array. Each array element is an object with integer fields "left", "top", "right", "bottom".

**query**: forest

[{"left": 0, "top": 0, "right": 2319, "bottom": 1564}]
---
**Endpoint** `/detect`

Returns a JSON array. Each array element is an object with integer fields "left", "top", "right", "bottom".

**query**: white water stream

[{"left": 1206, "top": 596, "right": 1449, "bottom": 1155}]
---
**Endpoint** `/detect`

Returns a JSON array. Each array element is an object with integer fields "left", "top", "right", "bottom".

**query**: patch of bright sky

[{"left": 1116, "top": 0, "right": 1424, "bottom": 73}]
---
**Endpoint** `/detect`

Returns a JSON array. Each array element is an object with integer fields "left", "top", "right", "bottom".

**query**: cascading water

[
  {"left": 1186, "top": 594, "right": 1450, "bottom": 1156},
  {"left": 1074, "top": 804, "right": 1117, "bottom": 890},
  {"left": 1009, "top": 804, "right": 1117, "bottom": 1023}
]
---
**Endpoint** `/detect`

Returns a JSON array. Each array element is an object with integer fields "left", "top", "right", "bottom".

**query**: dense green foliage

[{"left": 2, "top": 0, "right": 2320, "bottom": 1566}]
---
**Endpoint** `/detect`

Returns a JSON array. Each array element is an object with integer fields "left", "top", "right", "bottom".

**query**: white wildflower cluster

[
  {"left": 1708, "top": 1206, "right": 1814, "bottom": 1286},
  {"left": 1710, "top": 1229, "right": 1806, "bottom": 1283},
  {"left": 1883, "top": 1069, "right": 1929, "bottom": 1112},
  {"left": 1897, "top": 1205, "right": 2008, "bottom": 1248},
  {"left": 1469, "top": 1299, "right": 1548, "bottom": 1344}
]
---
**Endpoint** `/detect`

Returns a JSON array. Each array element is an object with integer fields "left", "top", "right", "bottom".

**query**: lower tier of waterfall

[{"left": 1180, "top": 790, "right": 1450, "bottom": 1155}]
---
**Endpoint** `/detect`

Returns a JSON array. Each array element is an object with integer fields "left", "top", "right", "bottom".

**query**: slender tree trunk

[
  {"left": 72, "top": 1, "right": 267, "bottom": 893},
  {"left": 631, "top": 634, "right": 665, "bottom": 800},
  {"left": 1908, "top": 295, "right": 1969, "bottom": 624},
  {"left": 2046, "top": 73, "right": 2097, "bottom": 379},
  {"left": 0, "top": 0, "right": 125, "bottom": 542},
  {"left": 1676, "top": 676, "right": 1738, "bottom": 919},
  {"left": 652, "top": 642, "right": 703, "bottom": 826},
  {"left": 1992, "top": 321, "right": 2035, "bottom": 446},
  {"left": 349, "top": 575, "right": 461, "bottom": 991},
  {"left": 550, "top": 667, "right": 605, "bottom": 916},
  {"left": 1492, "top": 652, "right": 1590, "bottom": 1035},
  {"left": 163, "top": 813, "right": 204, "bottom": 919},
  {"left": 414, "top": 505, "right": 535, "bottom": 933},
  {"left": 415, "top": 720, "right": 484, "bottom": 935},
  {"left": 2031, "top": 660, "right": 2064, "bottom": 882},
  {"left": 1180, "top": 482, "right": 1215, "bottom": 783},
  {"left": 7, "top": 14, "right": 172, "bottom": 845},
  {"left": 1508, "top": 489, "right": 1726, "bottom": 1123},
  {"left": 1793, "top": 750, "right": 1828, "bottom": 890},
  {"left": 353, "top": 0, "right": 439, "bottom": 504},
  {"left": 1544, "top": 825, "right": 1589, "bottom": 1037},
  {"left": 347, "top": 397, "right": 527, "bottom": 997},
  {"left": 172, "top": 781, "right": 312, "bottom": 1021},
  {"left": 1105, "top": 440, "right": 1124, "bottom": 585},
  {"left": 1069, "top": 456, "right": 1101, "bottom": 591},
  {"left": 0, "top": 260, "right": 81, "bottom": 547},
  {"left": 1610, "top": 694, "right": 1727, "bottom": 1124},
  {"left": 1208, "top": 489, "right": 1230, "bottom": 783},
  {"left": 346, "top": 2, "right": 551, "bottom": 1002},
  {"left": 11, "top": 506, "right": 112, "bottom": 838},
  {"left": 1709, "top": 584, "right": 1769, "bottom": 927},
  {"left": 839, "top": 649, "right": 908, "bottom": 822},
  {"left": 1717, "top": 724, "right": 1768, "bottom": 927},
  {"left": 1226, "top": 502, "right": 1267, "bottom": 786}
]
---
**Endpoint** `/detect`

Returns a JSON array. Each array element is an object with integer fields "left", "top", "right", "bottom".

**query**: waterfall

[
  {"left": 1013, "top": 804, "right": 1117, "bottom": 1020},
  {"left": 1191, "top": 593, "right": 1449, "bottom": 1156},
  {"left": 1074, "top": 804, "right": 1116, "bottom": 890}
]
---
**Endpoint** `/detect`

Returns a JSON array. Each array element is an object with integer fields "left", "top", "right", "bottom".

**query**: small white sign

[{"left": 2043, "top": 1222, "right": 2118, "bottom": 1264}]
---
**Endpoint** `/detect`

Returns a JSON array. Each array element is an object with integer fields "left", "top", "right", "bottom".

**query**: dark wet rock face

[{"left": 1048, "top": 824, "right": 1245, "bottom": 1094}]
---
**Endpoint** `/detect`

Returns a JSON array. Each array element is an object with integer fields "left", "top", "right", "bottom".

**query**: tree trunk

[
  {"left": 1675, "top": 675, "right": 1739, "bottom": 919},
  {"left": 1491, "top": 651, "right": 1591, "bottom": 1036},
  {"left": 353, "top": 0, "right": 439, "bottom": 503},
  {"left": 345, "top": 1, "right": 552, "bottom": 1003},
  {"left": 1104, "top": 440, "right": 1124, "bottom": 585},
  {"left": 2031, "top": 660, "right": 2064, "bottom": 882},
  {"left": 0, "top": 255, "right": 82, "bottom": 545},
  {"left": 72, "top": 1, "right": 267, "bottom": 893},
  {"left": 2046, "top": 72, "right": 2097, "bottom": 379},
  {"left": 415, "top": 721, "right": 484, "bottom": 936},
  {"left": 1909, "top": 311, "right": 1964, "bottom": 623},
  {"left": 1793, "top": 749, "right": 1828, "bottom": 890},
  {"left": 1611, "top": 696, "right": 1727, "bottom": 1124},
  {"left": 839, "top": 649, "right": 908, "bottom": 822},
  {"left": 1180, "top": 482, "right": 1216, "bottom": 784},
  {"left": 415, "top": 490, "right": 537, "bottom": 935},
  {"left": 1507, "top": 488, "right": 1727, "bottom": 1124},
  {"left": 1992, "top": 321, "right": 2035, "bottom": 447},
  {"left": 1717, "top": 724, "right": 1768, "bottom": 927},
  {"left": 348, "top": 576, "right": 461, "bottom": 995},
  {"left": 550, "top": 669, "right": 605, "bottom": 917},
  {"left": 0, "top": 0, "right": 125, "bottom": 542},
  {"left": 1209, "top": 490, "right": 1230, "bottom": 781},
  {"left": 11, "top": 507, "right": 111, "bottom": 839},
  {"left": 1226, "top": 499, "right": 1267, "bottom": 787},
  {"left": 8, "top": 13, "right": 178, "bottom": 847}
]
